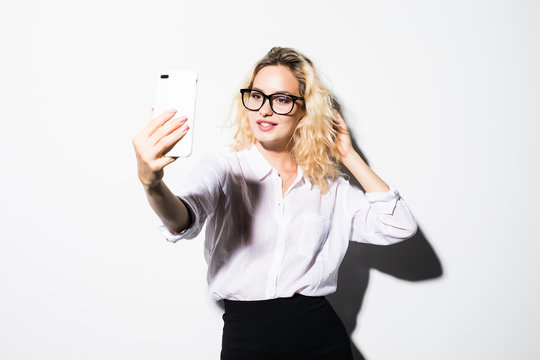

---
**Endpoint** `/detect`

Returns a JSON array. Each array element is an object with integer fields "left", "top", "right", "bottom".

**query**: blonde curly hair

[{"left": 226, "top": 47, "right": 343, "bottom": 194}]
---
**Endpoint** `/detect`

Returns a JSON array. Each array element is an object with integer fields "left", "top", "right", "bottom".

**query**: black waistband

[{"left": 223, "top": 293, "right": 325, "bottom": 314}]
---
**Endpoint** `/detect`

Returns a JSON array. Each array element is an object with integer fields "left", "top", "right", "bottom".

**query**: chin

[{"left": 255, "top": 135, "right": 294, "bottom": 150}]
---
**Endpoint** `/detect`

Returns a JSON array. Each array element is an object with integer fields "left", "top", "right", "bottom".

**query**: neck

[{"left": 255, "top": 141, "right": 297, "bottom": 173}]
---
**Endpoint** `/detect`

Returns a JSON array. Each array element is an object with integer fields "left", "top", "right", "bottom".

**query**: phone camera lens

[{"left": 160, "top": 74, "right": 169, "bottom": 79}]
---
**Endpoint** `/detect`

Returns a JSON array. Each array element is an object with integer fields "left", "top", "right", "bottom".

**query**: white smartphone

[{"left": 153, "top": 70, "right": 198, "bottom": 157}]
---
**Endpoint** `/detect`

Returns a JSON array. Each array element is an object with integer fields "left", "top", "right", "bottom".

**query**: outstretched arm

[
  {"left": 132, "top": 108, "right": 191, "bottom": 234},
  {"left": 144, "top": 180, "right": 191, "bottom": 235}
]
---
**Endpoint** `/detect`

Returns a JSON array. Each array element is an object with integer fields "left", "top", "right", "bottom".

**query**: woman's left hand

[{"left": 334, "top": 110, "right": 356, "bottom": 161}]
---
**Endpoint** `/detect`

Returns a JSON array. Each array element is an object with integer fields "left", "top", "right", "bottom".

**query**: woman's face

[{"left": 247, "top": 65, "right": 305, "bottom": 150}]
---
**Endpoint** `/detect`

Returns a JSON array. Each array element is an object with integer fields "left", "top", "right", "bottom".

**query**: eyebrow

[{"left": 252, "top": 87, "right": 298, "bottom": 96}]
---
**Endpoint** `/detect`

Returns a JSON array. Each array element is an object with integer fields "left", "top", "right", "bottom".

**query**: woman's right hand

[{"left": 132, "top": 108, "right": 190, "bottom": 190}]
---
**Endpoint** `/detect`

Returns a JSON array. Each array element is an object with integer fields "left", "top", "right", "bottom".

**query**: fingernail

[
  {"left": 181, "top": 124, "right": 189, "bottom": 131},
  {"left": 167, "top": 108, "right": 177, "bottom": 114}
]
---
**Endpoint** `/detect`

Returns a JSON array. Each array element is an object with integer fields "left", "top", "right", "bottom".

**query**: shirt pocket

[{"left": 296, "top": 213, "right": 331, "bottom": 259}]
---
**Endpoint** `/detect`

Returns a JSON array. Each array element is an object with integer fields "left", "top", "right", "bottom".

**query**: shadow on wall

[
  {"left": 328, "top": 227, "right": 440, "bottom": 359},
  {"left": 212, "top": 101, "right": 443, "bottom": 359},
  {"left": 327, "top": 100, "right": 443, "bottom": 359}
]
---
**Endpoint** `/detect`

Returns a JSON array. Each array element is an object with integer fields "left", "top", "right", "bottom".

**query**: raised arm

[
  {"left": 334, "top": 111, "right": 417, "bottom": 244},
  {"left": 334, "top": 111, "right": 390, "bottom": 193},
  {"left": 144, "top": 180, "right": 191, "bottom": 235},
  {"left": 132, "top": 108, "right": 191, "bottom": 234}
]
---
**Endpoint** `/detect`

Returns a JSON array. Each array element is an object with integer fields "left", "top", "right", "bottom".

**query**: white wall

[{"left": 2, "top": 0, "right": 539, "bottom": 359}]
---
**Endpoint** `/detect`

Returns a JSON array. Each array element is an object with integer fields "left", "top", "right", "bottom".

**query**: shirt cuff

[
  {"left": 156, "top": 195, "right": 199, "bottom": 243},
  {"left": 158, "top": 223, "right": 188, "bottom": 243},
  {"left": 365, "top": 181, "right": 400, "bottom": 215}
]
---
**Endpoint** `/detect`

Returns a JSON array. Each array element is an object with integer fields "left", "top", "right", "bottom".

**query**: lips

[
  {"left": 256, "top": 120, "right": 278, "bottom": 132},
  {"left": 256, "top": 120, "right": 277, "bottom": 126}
]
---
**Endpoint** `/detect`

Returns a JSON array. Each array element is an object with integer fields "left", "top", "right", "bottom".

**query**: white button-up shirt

[{"left": 159, "top": 145, "right": 417, "bottom": 301}]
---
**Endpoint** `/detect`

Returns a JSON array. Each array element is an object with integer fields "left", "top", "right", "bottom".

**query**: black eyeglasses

[{"left": 240, "top": 89, "right": 304, "bottom": 115}]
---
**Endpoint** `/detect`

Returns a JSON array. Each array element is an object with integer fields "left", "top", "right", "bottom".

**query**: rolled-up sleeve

[
  {"left": 343, "top": 180, "right": 418, "bottom": 245},
  {"left": 158, "top": 195, "right": 201, "bottom": 242},
  {"left": 157, "top": 152, "right": 227, "bottom": 243}
]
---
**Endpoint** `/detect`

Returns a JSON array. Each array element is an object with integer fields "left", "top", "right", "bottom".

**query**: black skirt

[{"left": 220, "top": 293, "right": 353, "bottom": 360}]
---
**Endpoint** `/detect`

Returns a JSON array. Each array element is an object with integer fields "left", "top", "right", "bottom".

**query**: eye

[
  {"left": 250, "top": 91, "right": 263, "bottom": 100},
  {"left": 275, "top": 95, "right": 292, "bottom": 104}
]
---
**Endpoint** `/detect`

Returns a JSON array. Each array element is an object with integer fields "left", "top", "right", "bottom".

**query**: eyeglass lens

[{"left": 243, "top": 90, "right": 295, "bottom": 114}]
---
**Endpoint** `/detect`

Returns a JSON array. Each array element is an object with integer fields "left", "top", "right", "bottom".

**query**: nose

[{"left": 259, "top": 98, "right": 273, "bottom": 116}]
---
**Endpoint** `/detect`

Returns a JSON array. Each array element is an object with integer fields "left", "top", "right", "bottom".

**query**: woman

[{"left": 132, "top": 47, "right": 417, "bottom": 359}]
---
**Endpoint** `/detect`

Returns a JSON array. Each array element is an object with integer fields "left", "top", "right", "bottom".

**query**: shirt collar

[{"left": 244, "top": 144, "right": 312, "bottom": 188}]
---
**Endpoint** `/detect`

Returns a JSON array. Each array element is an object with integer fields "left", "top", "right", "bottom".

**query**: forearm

[
  {"left": 144, "top": 180, "right": 191, "bottom": 234},
  {"left": 341, "top": 152, "right": 390, "bottom": 193}
]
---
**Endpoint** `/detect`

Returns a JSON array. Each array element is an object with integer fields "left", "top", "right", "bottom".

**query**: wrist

[
  {"left": 341, "top": 151, "right": 362, "bottom": 168},
  {"left": 144, "top": 180, "right": 164, "bottom": 193}
]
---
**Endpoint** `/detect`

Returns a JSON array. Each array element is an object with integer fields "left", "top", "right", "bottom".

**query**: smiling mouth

[{"left": 256, "top": 120, "right": 277, "bottom": 127}]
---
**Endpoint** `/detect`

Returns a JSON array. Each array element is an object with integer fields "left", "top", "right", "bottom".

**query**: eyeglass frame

[{"left": 239, "top": 88, "right": 305, "bottom": 115}]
